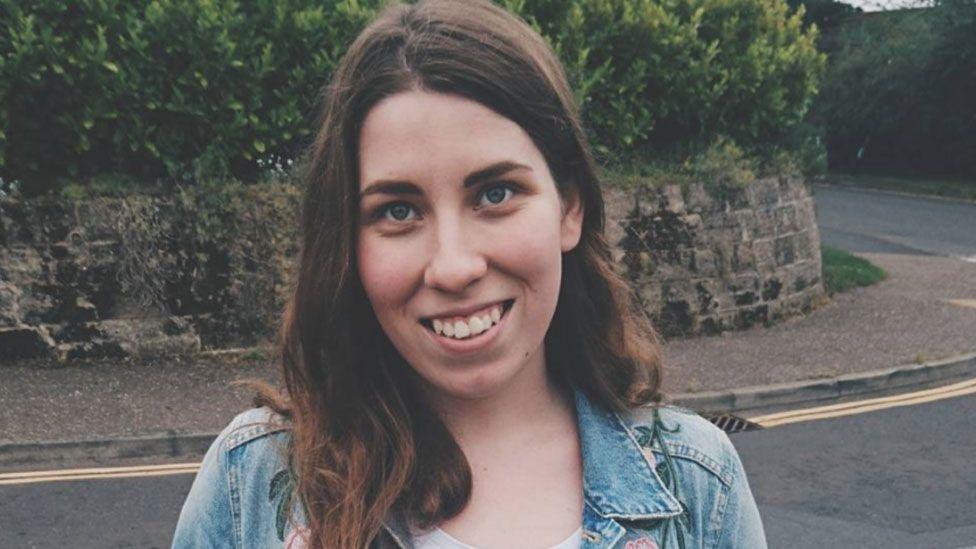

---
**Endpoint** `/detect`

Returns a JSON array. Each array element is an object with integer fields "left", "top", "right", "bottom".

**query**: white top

[{"left": 413, "top": 526, "right": 583, "bottom": 549}]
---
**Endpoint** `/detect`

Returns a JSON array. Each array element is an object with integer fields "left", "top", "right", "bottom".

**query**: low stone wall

[
  {"left": 605, "top": 176, "right": 826, "bottom": 337},
  {"left": 0, "top": 177, "right": 824, "bottom": 362},
  {"left": 0, "top": 185, "right": 300, "bottom": 361}
]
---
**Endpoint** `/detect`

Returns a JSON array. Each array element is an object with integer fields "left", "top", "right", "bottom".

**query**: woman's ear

[{"left": 559, "top": 185, "right": 584, "bottom": 253}]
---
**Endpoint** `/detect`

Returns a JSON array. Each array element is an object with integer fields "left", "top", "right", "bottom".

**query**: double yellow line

[
  {"left": 0, "top": 462, "right": 200, "bottom": 486},
  {"left": 745, "top": 377, "right": 976, "bottom": 428},
  {"left": 3, "top": 378, "right": 976, "bottom": 485}
]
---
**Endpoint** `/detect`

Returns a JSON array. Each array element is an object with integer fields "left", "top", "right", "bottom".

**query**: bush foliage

[
  {"left": 815, "top": 0, "right": 976, "bottom": 177},
  {"left": 1, "top": 0, "right": 824, "bottom": 194}
]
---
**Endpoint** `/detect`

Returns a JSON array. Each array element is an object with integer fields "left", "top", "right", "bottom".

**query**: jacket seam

[
  {"left": 653, "top": 441, "right": 733, "bottom": 487},
  {"left": 225, "top": 420, "right": 290, "bottom": 451},
  {"left": 707, "top": 473, "right": 733, "bottom": 549},
  {"left": 226, "top": 440, "right": 243, "bottom": 549}
]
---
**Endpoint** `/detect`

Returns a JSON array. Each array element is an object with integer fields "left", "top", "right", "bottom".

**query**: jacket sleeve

[
  {"left": 713, "top": 432, "right": 767, "bottom": 549},
  {"left": 171, "top": 421, "right": 238, "bottom": 549}
]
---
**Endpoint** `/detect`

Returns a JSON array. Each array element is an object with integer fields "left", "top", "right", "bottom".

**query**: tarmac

[{"left": 1, "top": 250, "right": 974, "bottom": 468}]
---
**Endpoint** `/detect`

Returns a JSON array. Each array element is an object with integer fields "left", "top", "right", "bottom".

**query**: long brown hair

[{"left": 256, "top": 0, "right": 665, "bottom": 546}]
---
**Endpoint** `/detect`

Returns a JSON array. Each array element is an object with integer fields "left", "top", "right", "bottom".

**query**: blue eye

[
  {"left": 478, "top": 183, "right": 515, "bottom": 207},
  {"left": 379, "top": 202, "right": 417, "bottom": 222}
]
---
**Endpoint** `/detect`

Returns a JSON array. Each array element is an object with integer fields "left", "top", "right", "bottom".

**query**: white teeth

[
  {"left": 427, "top": 302, "right": 508, "bottom": 340},
  {"left": 469, "top": 316, "right": 486, "bottom": 335}
]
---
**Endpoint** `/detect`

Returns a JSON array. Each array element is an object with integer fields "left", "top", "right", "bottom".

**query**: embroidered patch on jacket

[
  {"left": 625, "top": 537, "right": 660, "bottom": 549},
  {"left": 269, "top": 468, "right": 297, "bottom": 542},
  {"left": 632, "top": 408, "right": 693, "bottom": 549},
  {"left": 284, "top": 526, "right": 309, "bottom": 549}
]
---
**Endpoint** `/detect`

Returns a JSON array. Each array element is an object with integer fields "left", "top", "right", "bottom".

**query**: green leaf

[
  {"left": 254, "top": 140, "right": 266, "bottom": 153},
  {"left": 102, "top": 61, "right": 120, "bottom": 73},
  {"left": 268, "top": 469, "right": 289, "bottom": 502}
]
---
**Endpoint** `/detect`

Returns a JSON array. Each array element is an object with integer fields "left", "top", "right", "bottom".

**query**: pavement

[{"left": 1, "top": 184, "right": 975, "bottom": 467}]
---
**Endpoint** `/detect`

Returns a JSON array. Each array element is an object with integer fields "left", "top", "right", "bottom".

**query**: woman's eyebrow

[{"left": 360, "top": 160, "right": 532, "bottom": 197}]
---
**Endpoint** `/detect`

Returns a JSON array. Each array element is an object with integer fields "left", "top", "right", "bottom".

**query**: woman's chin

[{"left": 423, "top": 367, "right": 515, "bottom": 403}]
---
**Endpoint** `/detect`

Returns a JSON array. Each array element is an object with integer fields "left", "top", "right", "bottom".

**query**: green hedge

[
  {"left": 815, "top": 1, "right": 976, "bottom": 176},
  {"left": 0, "top": 0, "right": 823, "bottom": 195}
]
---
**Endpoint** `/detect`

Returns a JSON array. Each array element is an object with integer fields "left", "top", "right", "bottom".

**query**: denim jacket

[{"left": 173, "top": 389, "right": 766, "bottom": 548}]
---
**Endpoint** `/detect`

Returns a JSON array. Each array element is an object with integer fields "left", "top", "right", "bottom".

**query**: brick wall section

[
  {"left": 0, "top": 198, "right": 200, "bottom": 361},
  {"left": 604, "top": 176, "right": 826, "bottom": 338},
  {"left": 0, "top": 177, "right": 825, "bottom": 361}
]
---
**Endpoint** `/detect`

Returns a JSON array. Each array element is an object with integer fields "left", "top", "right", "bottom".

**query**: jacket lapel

[{"left": 574, "top": 388, "right": 683, "bottom": 531}]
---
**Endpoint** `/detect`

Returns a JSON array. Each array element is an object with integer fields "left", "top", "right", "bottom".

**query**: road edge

[
  {"left": 669, "top": 351, "right": 976, "bottom": 414},
  {"left": 814, "top": 181, "right": 976, "bottom": 206},
  {"left": 0, "top": 432, "right": 216, "bottom": 470},
  {"left": 2, "top": 351, "right": 975, "bottom": 468}
]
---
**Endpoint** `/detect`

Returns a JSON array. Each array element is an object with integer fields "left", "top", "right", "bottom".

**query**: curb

[
  {"left": 813, "top": 182, "right": 976, "bottom": 206},
  {"left": 3, "top": 352, "right": 975, "bottom": 469},
  {"left": 670, "top": 351, "right": 976, "bottom": 414},
  {"left": 0, "top": 431, "right": 218, "bottom": 470}
]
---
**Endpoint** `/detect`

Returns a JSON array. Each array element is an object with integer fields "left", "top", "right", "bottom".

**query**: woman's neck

[{"left": 423, "top": 349, "right": 576, "bottom": 449}]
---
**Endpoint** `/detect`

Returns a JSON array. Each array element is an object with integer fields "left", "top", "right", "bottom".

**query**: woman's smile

[{"left": 420, "top": 299, "right": 515, "bottom": 357}]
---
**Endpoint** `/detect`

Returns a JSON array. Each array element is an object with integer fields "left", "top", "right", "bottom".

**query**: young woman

[{"left": 173, "top": 1, "right": 767, "bottom": 547}]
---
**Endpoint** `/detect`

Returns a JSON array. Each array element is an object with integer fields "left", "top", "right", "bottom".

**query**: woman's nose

[{"left": 422, "top": 219, "right": 488, "bottom": 294}]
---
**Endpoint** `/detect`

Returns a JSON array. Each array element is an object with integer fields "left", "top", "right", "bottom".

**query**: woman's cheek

[
  {"left": 495, "top": 208, "right": 564, "bottom": 277},
  {"left": 357, "top": 235, "right": 419, "bottom": 310}
]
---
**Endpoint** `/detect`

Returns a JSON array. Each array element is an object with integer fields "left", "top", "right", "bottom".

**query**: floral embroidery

[
  {"left": 625, "top": 537, "right": 660, "bottom": 549},
  {"left": 284, "top": 525, "right": 310, "bottom": 549},
  {"left": 269, "top": 468, "right": 297, "bottom": 542},
  {"left": 633, "top": 407, "right": 693, "bottom": 549}
]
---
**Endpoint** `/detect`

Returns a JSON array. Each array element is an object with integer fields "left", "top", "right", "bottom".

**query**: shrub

[
  {"left": 816, "top": 0, "right": 976, "bottom": 177},
  {"left": 0, "top": 0, "right": 381, "bottom": 194},
  {"left": 514, "top": 0, "right": 825, "bottom": 163},
  {"left": 2, "top": 0, "right": 824, "bottom": 193}
]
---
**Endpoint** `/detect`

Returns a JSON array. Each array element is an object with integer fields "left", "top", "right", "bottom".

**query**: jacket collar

[
  {"left": 379, "top": 387, "right": 682, "bottom": 547},
  {"left": 574, "top": 387, "right": 682, "bottom": 520}
]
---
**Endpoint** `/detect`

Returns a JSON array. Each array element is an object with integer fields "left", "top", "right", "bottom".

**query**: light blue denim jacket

[{"left": 173, "top": 389, "right": 766, "bottom": 548}]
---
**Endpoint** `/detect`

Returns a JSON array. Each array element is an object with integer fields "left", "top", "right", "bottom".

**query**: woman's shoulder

[
  {"left": 620, "top": 402, "right": 739, "bottom": 487},
  {"left": 173, "top": 407, "right": 295, "bottom": 548},
  {"left": 216, "top": 406, "right": 292, "bottom": 454}
]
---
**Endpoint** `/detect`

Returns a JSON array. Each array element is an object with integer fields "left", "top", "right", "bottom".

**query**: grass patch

[
  {"left": 821, "top": 245, "right": 886, "bottom": 295},
  {"left": 828, "top": 171, "right": 976, "bottom": 202}
]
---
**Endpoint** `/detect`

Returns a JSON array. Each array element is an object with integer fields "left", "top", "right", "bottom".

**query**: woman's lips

[{"left": 421, "top": 299, "right": 514, "bottom": 356}]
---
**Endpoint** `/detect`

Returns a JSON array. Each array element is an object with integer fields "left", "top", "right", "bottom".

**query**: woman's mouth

[{"left": 420, "top": 299, "right": 514, "bottom": 341}]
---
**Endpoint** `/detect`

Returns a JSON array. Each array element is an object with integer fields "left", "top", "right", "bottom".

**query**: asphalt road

[
  {"left": 3, "top": 393, "right": 974, "bottom": 549},
  {"left": 814, "top": 185, "right": 976, "bottom": 260}
]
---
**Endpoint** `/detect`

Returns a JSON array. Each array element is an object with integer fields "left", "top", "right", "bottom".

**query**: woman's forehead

[{"left": 357, "top": 90, "right": 548, "bottom": 191}]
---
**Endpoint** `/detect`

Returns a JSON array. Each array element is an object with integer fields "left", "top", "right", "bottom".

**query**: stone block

[
  {"left": 661, "top": 184, "right": 687, "bottom": 214},
  {"left": 0, "top": 283, "right": 22, "bottom": 326},
  {"left": 683, "top": 183, "right": 713, "bottom": 212},
  {"left": 735, "top": 304, "right": 769, "bottom": 329},
  {"left": 0, "top": 325, "right": 55, "bottom": 360},
  {"left": 762, "top": 277, "right": 783, "bottom": 301},
  {"left": 773, "top": 235, "right": 797, "bottom": 266}
]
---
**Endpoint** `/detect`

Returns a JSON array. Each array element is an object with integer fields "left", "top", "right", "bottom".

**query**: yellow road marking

[
  {"left": 0, "top": 462, "right": 200, "bottom": 486},
  {"left": 946, "top": 298, "right": 976, "bottom": 309},
  {"left": 746, "top": 377, "right": 976, "bottom": 427},
  {"left": 8, "top": 377, "right": 976, "bottom": 482}
]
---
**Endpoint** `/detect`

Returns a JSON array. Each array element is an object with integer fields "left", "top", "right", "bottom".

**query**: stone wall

[
  {"left": 0, "top": 177, "right": 824, "bottom": 362},
  {"left": 0, "top": 185, "right": 300, "bottom": 362},
  {"left": 605, "top": 176, "right": 826, "bottom": 337}
]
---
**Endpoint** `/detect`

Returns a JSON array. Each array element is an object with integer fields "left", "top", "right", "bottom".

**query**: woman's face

[{"left": 356, "top": 90, "right": 583, "bottom": 402}]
